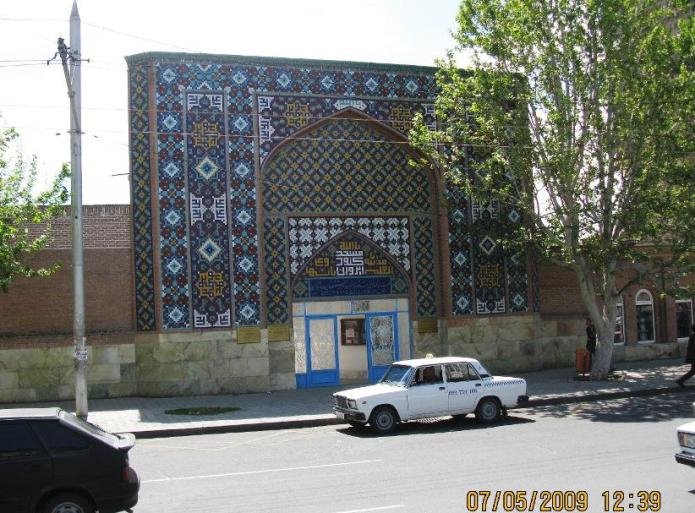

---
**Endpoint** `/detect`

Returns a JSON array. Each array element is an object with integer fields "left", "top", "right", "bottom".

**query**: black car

[{"left": 0, "top": 408, "right": 139, "bottom": 513}]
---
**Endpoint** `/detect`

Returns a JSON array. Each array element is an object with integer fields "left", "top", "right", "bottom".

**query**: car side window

[
  {"left": 31, "top": 420, "right": 90, "bottom": 453},
  {"left": 466, "top": 364, "right": 482, "bottom": 381},
  {"left": 413, "top": 365, "right": 443, "bottom": 385},
  {"left": 445, "top": 363, "right": 470, "bottom": 382},
  {"left": 0, "top": 421, "right": 45, "bottom": 458}
]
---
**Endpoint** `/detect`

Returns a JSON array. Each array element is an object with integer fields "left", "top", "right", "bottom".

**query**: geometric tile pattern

[
  {"left": 263, "top": 119, "right": 431, "bottom": 214},
  {"left": 129, "top": 53, "right": 531, "bottom": 330},
  {"left": 257, "top": 95, "right": 436, "bottom": 164},
  {"left": 129, "top": 62, "right": 156, "bottom": 330},
  {"left": 447, "top": 184, "right": 474, "bottom": 315},
  {"left": 413, "top": 216, "right": 438, "bottom": 316},
  {"left": 288, "top": 217, "right": 410, "bottom": 276},
  {"left": 185, "top": 91, "right": 233, "bottom": 328},
  {"left": 264, "top": 216, "right": 289, "bottom": 324}
]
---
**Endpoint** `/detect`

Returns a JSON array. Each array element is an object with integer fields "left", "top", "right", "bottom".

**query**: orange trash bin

[{"left": 575, "top": 348, "right": 590, "bottom": 375}]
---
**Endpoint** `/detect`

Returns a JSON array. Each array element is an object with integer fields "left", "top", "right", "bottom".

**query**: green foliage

[
  {"left": 0, "top": 127, "right": 70, "bottom": 292},
  {"left": 412, "top": 0, "right": 693, "bottom": 377}
]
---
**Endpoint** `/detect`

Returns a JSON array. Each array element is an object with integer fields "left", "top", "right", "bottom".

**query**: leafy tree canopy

[
  {"left": 411, "top": 0, "right": 694, "bottom": 377},
  {"left": 0, "top": 126, "right": 70, "bottom": 292}
]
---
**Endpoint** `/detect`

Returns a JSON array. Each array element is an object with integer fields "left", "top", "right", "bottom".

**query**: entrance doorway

[{"left": 293, "top": 300, "right": 409, "bottom": 388}]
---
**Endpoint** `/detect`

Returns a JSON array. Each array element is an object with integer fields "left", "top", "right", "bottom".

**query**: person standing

[
  {"left": 586, "top": 318, "right": 597, "bottom": 371},
  {"left": 676, "top": 324, "right": 695, "bottom": 387}
]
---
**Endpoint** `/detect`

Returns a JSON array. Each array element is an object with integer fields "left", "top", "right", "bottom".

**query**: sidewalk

[{"left": 2, "top": 358, "right": 693, "bottom": 438}]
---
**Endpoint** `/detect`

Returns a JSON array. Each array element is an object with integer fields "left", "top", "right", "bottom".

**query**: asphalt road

[{"left": 129, "top": 390, "right": 695, "bottom": 513}]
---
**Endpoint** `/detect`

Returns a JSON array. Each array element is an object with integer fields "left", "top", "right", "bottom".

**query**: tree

[
  {"left": 411, "top": 0, "right": 694, "bottom": 378},
  {"left": 0, "top": 126, "right": 70, "bottom": 292}
]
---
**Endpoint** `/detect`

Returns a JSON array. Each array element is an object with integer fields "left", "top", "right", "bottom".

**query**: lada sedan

[
  {"left": 333, "top": 356, "right": 528, "bottom": 434},
  {"left": 675, "top": 402, "right": 695, "bottom": 468}
]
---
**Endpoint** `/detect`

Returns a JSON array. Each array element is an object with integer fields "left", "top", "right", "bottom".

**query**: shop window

[
  {"left": 635, "top": 289, "right": 655, "bottom": 343},
  {"left": 340, "top": 318, "right": 365, "bottom": 345},
  {"left": 614, "top": 297, "right": 625, "bottom": 344},
  {"left": 676, "top": 299, "right": 693, "bottom": 341}
]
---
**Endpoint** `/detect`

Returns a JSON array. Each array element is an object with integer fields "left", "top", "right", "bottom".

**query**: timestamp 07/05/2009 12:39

[{"left": 464, "top": 490, "right": 662, "bottom": 512}]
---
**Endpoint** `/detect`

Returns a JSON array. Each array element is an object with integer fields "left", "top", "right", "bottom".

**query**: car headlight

[
  {"left": 347, "top": 399, "right": 357, "bottom": 409},
  {"left": 678, "top": 431, "right": 695, "bottom": 449}
]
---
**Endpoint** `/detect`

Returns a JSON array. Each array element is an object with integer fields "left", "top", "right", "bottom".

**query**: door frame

[
  {"left": 365, "top": 311, "right": 400, "bottom": 383},
  {"left": 305, "top": 314, "right": 340, "bottom": 387}
]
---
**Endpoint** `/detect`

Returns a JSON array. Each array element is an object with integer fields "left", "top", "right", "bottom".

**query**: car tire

[
  {"left": 369, "top": 406, "right": 398, "bottom": 434},
  {"left": 475, "top": 397, "right": 501, "bottom": 424},
  {"left": 41, "top": 492, "right": 94, "bottom": 513}
]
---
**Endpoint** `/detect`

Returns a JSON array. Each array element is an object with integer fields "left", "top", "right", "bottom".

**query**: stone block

[
  {"left": 120, "top": 363, "right": 137, "bottom": 383},
  {"left": 241, "top": 342, "right": 269, "bottom": 359},
  {"left": 136, "top": 363, "right": 187, "bottom": 383},
  {"left": 229, "top": 357, "right": 269, "bottom": 378},
  {"left": 536, "top": 320, "right": 558, "bottom": 338},
  {"left": 270, "top": 373, "right": 296, "bottom": 391},
  {"left": 0, "top": 388, "right": 37, "bottom": 403},
  {"left": 90, "top": 346, "right": 120, "bottom": 365},
  {"left": 0, "top": 371, "right": 19, "bottom": 389},
  {"left": 18, "top": 366, "right": 73, "bottom": 389},
  {"left": 243, "top": 375, "right": 271, "bottom": 392},
  {"left": 0, "top": 349, "right": 23, "bottom": 370},
  {"left": 117, "top": 344, "right": 136, "bottom": 364},
  {"left": 88, "top": 364, "right": 121, "bottom": 384},
  {"left": 269, "top": 346, "right": 295, "bottom": 374},
  {"left": 103, "top": 382, "right": 137, "bottom": 398}
]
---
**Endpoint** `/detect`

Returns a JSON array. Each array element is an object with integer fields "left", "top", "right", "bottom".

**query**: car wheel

[
  {"left": 369, "top": 406, "right": 397, "bottom": 434},
  {"left": 41, "top": 492, "right": 94, "bottom": 513},
  {"left": 475, "top": 397, "right": 501, "bottom": 424}
]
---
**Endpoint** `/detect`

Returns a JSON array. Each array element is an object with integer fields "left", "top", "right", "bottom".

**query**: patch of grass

[{"left": 164, "top": 406, "right": 240, "bottom": 416}]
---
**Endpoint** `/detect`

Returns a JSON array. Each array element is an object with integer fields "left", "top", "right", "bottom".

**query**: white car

[
  {"left": 675, "top": 402, "right": 695, "bottom": 468},
  {"left": 333, "top": 356, "right": 529, "bottom": 434}
]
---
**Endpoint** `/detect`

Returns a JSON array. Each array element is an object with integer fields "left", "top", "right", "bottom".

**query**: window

[
  {"left": 414, "top": 365, "right": 443, "bottom": 385},
  {"left": 614, "top": 297, "right": 625, "bottom": 344},
  {"left": 31, "top": 420, "right": 90, "bottom": 452},
  {"left": 340, "top": 318, "right": 365, "bottom": 345},
  {"left": 0, "top": 421, "right": 44, "bottom": 457},
  {"left": 676, "top": 299, "right": 693, "bottom": 341},
  {"left": 446, "top": 363, "right": 472, "bottom": 382},
  {"left": 635, "top": 289, "right": 655, "bottom": 343}
]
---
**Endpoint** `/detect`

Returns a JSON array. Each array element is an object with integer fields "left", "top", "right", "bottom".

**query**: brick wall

[
  {"left": 0, "top": 206, "right": 133, "bottom": 341},
  {"left": 538, "top": 263, "right": 585, "bottom": 317}
]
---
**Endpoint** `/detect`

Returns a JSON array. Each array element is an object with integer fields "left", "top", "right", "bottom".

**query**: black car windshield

[
  {"left": 379, "top": 364, "right": 412, "bottom": 385},
  {"left": 60, "top": 410, "right": 120, "bottom": 445}
]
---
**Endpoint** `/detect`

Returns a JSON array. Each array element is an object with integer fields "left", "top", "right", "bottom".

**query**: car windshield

[
  {"left": 59, "top": 410, "right": 120, "bottom": 445},
  {"left": 378, "top": 364, "right": 412, "bottom": 385}
]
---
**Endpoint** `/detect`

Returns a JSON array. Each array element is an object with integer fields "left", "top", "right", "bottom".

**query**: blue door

[
  {"left": 306, "top": 315, "right": 340, "bottom": 386},
  {"left": 366, "top": 313, "right": 399, "bottom": 382}
]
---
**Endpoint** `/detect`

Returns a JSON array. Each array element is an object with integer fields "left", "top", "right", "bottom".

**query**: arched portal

[{"left": 260, "top": 108, "right": 442, "bottom": 387}]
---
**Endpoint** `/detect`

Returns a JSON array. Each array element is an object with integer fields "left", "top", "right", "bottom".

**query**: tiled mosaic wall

[{"left": 127, "top": 53, "right": 533, "bottom": 332}]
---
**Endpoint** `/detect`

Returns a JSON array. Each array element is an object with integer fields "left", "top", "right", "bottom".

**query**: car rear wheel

[
  {"left": 369, "top": 406, "right": 397, "bottom": 434},
  {"left": 42, "top": 492, "right": 94, "bottom": 513},
  {"left": 475, "top": 397, "right": 501, "bottom": 424}
]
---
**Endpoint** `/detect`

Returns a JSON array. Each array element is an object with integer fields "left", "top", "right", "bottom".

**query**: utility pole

[{"left": 58, "top": 0, "right": 88, "bottom": 419}]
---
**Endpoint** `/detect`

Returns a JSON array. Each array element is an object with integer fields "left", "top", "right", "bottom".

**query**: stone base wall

[
  {"left": 0, "top": 330, "right": 275, "bottom": 403},
  {"left": 1, "top": 316, "right": 688, "bottom": 403}
]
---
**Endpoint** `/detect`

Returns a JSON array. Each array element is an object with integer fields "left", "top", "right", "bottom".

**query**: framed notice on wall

[{"left": 341, "top": 318, "right": 365, "bottom": 346}]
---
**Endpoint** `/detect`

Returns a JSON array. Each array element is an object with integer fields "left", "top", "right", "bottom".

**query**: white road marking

[
  {"left": 331, "top": 506, "right": 405, "bottom": 513},
  {"left": 142, "top": 459, "right": 382, "bottom": 483}
]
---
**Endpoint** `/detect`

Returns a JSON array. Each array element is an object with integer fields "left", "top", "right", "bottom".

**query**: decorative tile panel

[
  {"left": 129, "top": 62, "right": 156, "bottom": 330},
  {"left": 413, "top": 216, "right": 438, "bottom": 316}
]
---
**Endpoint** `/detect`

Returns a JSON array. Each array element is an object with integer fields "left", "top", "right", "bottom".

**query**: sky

[{"left": 0, "top": 0, "right": 463, "bottom": 204}]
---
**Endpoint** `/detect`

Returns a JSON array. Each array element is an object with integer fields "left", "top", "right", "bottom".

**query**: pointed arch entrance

[{"left": 260, "top": 107, "right": 443, "bottom": 387}]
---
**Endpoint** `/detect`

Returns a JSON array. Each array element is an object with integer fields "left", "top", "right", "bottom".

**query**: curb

[{"left": 128, "top": 385, "right": 692, "bottom": 439}]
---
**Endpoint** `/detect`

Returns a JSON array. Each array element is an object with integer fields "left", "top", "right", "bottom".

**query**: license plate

[{"left": 335, "top": 411, "right": 345, "bottom": 419}]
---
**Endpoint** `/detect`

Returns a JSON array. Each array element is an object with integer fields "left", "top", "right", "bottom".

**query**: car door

[
  {"left": 0, "top": 420, "right": 52, "bottom": 513},
  {"left": 445, "top": 362, "right": 480, "bottom": 414},
  {"left": 407, "top": 364, "right": 448, "bottom": 418}
]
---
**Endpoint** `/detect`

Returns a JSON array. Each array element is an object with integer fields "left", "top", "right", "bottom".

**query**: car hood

[
  {"left": 678, "top": 420, "right": 695, "bottom": 434},
  {"left": 336, "top": 383, "right": 403, "bottom": 400}
]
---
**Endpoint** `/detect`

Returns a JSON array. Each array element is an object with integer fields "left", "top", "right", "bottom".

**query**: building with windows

[{"left": 0, "top": 53, "right": 691, "bottom": 402}]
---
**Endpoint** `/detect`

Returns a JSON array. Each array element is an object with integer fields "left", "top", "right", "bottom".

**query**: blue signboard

[{"left": 308, "top": 276, "right": 392, "bottom": 298}]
